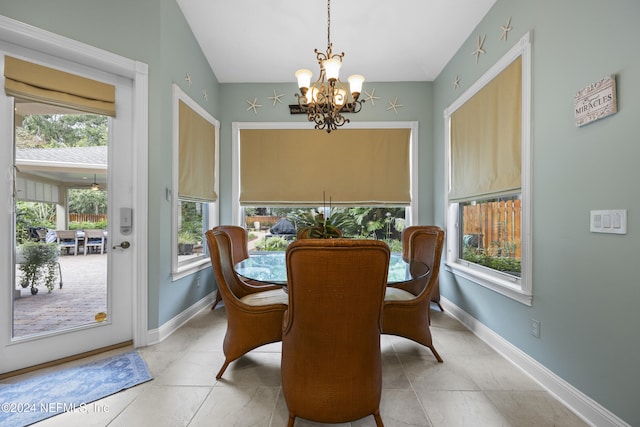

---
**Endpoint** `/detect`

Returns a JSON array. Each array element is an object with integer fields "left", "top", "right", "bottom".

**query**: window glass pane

[
  {"left": 177, "top": 200, "right": 207, "bottom": 262},
  {"left": 459, "top": 195, "right": 521, "bottom": 277},
  {"left": 244, "top": 207, "right": 406, "bottom": 253}
]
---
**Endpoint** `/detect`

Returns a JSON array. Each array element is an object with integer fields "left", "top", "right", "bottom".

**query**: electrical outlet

[
  {"left": 531, "top": 319, "right": 540, "bottom": 338},
  {"left": 196, "top": 276, "right": 201, "bottom": 287}
]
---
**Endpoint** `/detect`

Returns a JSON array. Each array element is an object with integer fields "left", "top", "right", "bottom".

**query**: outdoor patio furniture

[
  {"left": 56, "top": 230, "right": 79, "bottom": 256},
  {"left": 83, "top": 229, "right": 106, "bottom": 255}
]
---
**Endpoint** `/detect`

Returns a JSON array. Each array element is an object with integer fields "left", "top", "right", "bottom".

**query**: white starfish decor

[
  {"left": 364, "top": 88, "right": 380, "bottom": 106},
  {"left": 185, "top": 72, "right": 193, "bottom": 86},
  {"left": 453, "top": 75, "right": 461, "bottom": 90},
  {"left": 202, "top": 90, "right": 208, "bottom": 101},
  {"left": 472, "top": 35, "right": 486, "bottom": 64},
  {"left": 386, "top": 97, "right": 403, "bottom": 114},
  {"left": 500, "top": 17, "right": 512, "bottom": 41},
  {"left": 268, "top": 90, "right": 284, "bottom": 107},
  {"left": 246, "top": 98, "right": 262, "bottom": 114}
]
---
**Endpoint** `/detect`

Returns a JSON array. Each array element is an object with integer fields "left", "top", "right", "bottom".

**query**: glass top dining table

[{"left": 234, "top": 251, "right": 430, "bottom": 286}]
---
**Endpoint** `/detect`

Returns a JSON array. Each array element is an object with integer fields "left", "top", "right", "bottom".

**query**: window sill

[
  {"left": 172, "top": 257, "right": 211, "bottom": 281},
  {"left": 445, "top": 261, "right": 532, "bottom": 306}
]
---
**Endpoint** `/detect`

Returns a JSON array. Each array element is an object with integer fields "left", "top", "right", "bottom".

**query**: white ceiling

[{"left": 176, "top": 0, "right": 496, "bottom": 83}]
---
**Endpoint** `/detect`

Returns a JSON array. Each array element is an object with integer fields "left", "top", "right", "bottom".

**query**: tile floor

[{"left": 23, "top": 305, "right": 588, "bottom": 426}]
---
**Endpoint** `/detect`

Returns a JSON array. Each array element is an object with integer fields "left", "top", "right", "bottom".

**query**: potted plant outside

[
  {"left": 16, "top": 241, "right": 60, "bottom": 295},
  {"left": 178, "top": 230, "right": 197, "bottom": 255}
]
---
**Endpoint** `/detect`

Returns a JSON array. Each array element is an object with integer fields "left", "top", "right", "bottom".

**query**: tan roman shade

[
  {"left": 4, "top": 56, "right": 116, "bottom": 116},
  {"left": 240, "top": 128, "right": 411, "bottom": 206},
  {"left": 449, "top": 56, "right": 522, "bottom": 202},
  {"left": 179, "top": 100, "right": 217, "bottom": 202}
]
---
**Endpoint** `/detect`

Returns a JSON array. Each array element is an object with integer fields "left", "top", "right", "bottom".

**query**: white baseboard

[
  {"left": 145, "top": 292, "right": 217, "bottom": 346},
  {"left": 440, "top": 297, "right": 630, "bottom": 427}
]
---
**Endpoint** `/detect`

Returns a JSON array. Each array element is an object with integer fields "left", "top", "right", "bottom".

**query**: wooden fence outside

[
  {"left": 69, "top": 213, "right": 107, "bottom": 223},
  {"left": 462, "top": 199, "right": 521, "bottom": 258}
]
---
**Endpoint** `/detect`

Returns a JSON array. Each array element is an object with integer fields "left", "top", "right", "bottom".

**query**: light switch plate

[{"left": 590, "top": 209, "right": 627, "bottom": 234}]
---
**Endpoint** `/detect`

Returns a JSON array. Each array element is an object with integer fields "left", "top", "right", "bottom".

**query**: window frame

[
  {"left": 443, "top": 32, "right": 532, "bottom": 305},
  {"left": 171, "top": 84, "right": 219, "bottom": 280},
  {"left": 232, "top": 121, "right": 419, "bottom": 230}
]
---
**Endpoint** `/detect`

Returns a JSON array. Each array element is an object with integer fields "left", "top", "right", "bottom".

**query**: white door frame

[{"left": 0, "top": 16, "right": 149, "bottom": 369}]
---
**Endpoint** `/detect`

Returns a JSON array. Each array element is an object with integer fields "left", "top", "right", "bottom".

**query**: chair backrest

[
  {"left": 401, "top": 226, "right": 445, "bottom": 296},
  {"left": 212, "top": 225, "right": 249, "bottom": 264},
  {"left": 282, "top": 238, "right": 390, "bottom": 423},
  {"left": 84, "top": 229, "right": 105, "bottom": 240},
  {"left": 56, "top": 230, "right": 77, "bottom": 241},
  {"left": 205, "top": 227, "right": 254, "bottom": 301}
]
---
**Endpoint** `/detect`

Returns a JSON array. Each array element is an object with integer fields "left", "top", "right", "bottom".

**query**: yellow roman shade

[
  {"left": 179, "top": 100, "right": 217, "bottom": 202},
  {"left": 449, "top": 56, "right": 522, "bottom": 202},
  {"left": 239, "top": 128, "right": 411, "bottom": 206},
  {"left": 4, "top": 56, "right": 116, "bottom": 116}
]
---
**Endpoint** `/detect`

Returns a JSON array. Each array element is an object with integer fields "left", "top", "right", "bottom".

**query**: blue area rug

[{"left": 0, "top": 351, "right": 152, "bottom": 426}]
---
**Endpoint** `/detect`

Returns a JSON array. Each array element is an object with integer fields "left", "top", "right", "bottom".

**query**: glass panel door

[{"left": 12, "top": 102, "right": 109, "bottom": 338}]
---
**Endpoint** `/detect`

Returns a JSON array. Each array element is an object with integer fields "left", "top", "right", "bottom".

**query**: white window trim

[
  {"left": 443, "top": 32, "right": 532, "bottom": 306},
  {"left": 231, "top": 121, "right": 419, "bottom": 228},
  {"left": 171, "top": 84, "right": 219, "bottom": 280}
]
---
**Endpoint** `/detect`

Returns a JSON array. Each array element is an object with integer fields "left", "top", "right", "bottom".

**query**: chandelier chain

[{"left": 326, "top": 0, "right": 332, "bottom": 49}]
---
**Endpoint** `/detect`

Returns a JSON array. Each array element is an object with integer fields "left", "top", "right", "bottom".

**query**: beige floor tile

[
  {"left": 153, "top": 351, "right": 220, "bottom": 386},
  {"left": 214, "top": 352, "right": 283, "bottom": 386},
  {"left": 190, "top": 386, "right": 280, "bottom": 427},
  {"left": 400, "top": 353, "right": 480, "bottom": 392},
  {"left": 376, "top": 388, "right": 432, "bottom": 426},
  {"left": 417, "top": 390, "right": 510, "bottom": 427},
  {"left": 453, "top": 353, "right": 543, "bottom": 392},
  {"left": 486, "top": 391, "right": 589, "bottom": 427},
  {"left": 108, "top": 385, "right": 210, "bottom": 427}
]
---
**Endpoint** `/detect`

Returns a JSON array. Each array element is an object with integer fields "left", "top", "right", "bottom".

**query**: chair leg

[
  {"left": 287, "top": 414, "right": 295, "bottom": 427},
  {"left": 211, "top": 290, "right": 222, "bottom": 310},
  {"left": 435, "top": 300, "right": 444, "bottom": 311},
  {"left": 373, "top": 410, "right": 384, "bottom": 427},
  {"left": 429, "top": 345, "right": 444, "bottom": 363},
  {"left": 216, "top": 359, "right": 230, "bottom": 379}
]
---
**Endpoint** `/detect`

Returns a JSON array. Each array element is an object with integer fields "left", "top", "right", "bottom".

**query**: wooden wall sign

[{"left": 574, "top": 75, "right": 617, "bottom": 127}]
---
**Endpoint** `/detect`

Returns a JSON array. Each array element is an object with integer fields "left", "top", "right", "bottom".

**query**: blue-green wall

[
  {"left": 433, "top": 1, "right": 640, "bottom": 425},
  {"left": 1, "top": 0, "right": 638, "bottom": 424}
]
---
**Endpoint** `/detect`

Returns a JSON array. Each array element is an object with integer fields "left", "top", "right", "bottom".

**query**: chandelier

[{"left": 294, "top": 0, "right": 365, "bottom": 133}]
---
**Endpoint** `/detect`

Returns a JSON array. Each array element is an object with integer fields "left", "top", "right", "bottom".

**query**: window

[
  {"left": 243, "top": 206, "right": 407, "bottom": 252},
  {"left": 172, "top": 85, "right": 219, "bottom": 279},
  {"left": 444, "top": 33, "right": 532, "bottom": 305},
  {"left": 232, "top": 122, "right": 420, "bottom": 244}
]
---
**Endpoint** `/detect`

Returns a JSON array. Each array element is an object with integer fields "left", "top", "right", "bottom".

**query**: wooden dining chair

[
  {"left": 402, "top": 225, "right": 444, "bottom": 311},
  {"left": 383, "top": 225, "right": 444, "bottom": 363},
  {"left": 282, "top": 238, "right": 390, "bottom": 427},
  {"left": 205, "top": 227, "right": 288, "bottom": 379},
  {"left": 210, "top": 225, "right": 250, "bottom": 309}
]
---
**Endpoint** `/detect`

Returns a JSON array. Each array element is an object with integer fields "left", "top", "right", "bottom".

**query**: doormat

[{"left": 0, "top": 351, "right": 152, "bottom": 426}]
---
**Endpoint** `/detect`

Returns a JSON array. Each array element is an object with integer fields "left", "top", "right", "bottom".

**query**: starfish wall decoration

[
  {"left": 453, "top": 75, "right": 461, "bottom": 90},
  {"left": 386, "top": 97, "right": 403, "bottom": 114},
  {"left": 364, "top": 88, "right": 380, "bottom": 106},
  {"left": 202, "top": 90, "right": 208, "bottom": 101},
  {"left": 472, "top": 35, "right": 486, "bottom": 64},
  {"left": 268, "top": 90, "right": 284, "bottom": 107},
  {"left": 185, "top": 72, "right": 192, "bottom": 86},
  {"left": 500, "top": 17, "right": 512, "bottom": 41},
  {"left": 246, "top": 97, "right": 262, "bottom": 114}
]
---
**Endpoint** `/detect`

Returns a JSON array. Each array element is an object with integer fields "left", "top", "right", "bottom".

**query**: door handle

[{"left": 112, "top": 241, "right": 131, "bottom": 250}]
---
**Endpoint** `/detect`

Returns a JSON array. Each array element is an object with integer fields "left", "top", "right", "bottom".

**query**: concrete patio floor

[{"left": 13, "top": 252, "right": 107, "bottom": 338}]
